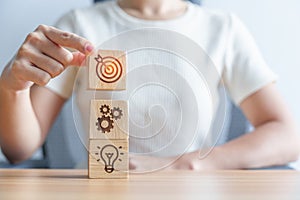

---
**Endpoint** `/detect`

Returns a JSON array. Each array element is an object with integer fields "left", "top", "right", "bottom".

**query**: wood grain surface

[{"left": 0, "top": 169, "right": 299, "bottom": 200}]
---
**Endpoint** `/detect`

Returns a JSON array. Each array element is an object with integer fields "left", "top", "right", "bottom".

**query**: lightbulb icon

[{"left": 95, "top": 144, "right": 124, "bottom": 173}]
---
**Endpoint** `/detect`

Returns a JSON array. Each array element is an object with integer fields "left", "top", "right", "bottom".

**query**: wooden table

[{"left": 0, "top": 169, "right": 299, "bottom": 200}]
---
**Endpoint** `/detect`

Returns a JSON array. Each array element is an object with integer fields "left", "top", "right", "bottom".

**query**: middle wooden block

[{"left": 90, "top": 100, "right": 128, "bottom": 139}]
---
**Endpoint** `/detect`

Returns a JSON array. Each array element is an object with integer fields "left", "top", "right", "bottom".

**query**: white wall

[
  {"left": 203, "top": 0, "right": 300, "bottom": 124},
  {"left": 203, "top": 0, "right": 300, "bottom": 169}
]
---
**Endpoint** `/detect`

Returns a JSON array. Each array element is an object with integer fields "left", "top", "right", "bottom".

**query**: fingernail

[{"left": 85, "top": 43, "right": 94, "bottom": 53}]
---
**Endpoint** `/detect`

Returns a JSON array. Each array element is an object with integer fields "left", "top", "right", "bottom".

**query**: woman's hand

[
  {"left": 129, "top": 150, "right": 215, "bottom": 172},
  {"left": 0, "top": 25, "right": 94, "bottom": 91},
  {"left": 130, "top": 154, "right": 173, "bottom": 172}
]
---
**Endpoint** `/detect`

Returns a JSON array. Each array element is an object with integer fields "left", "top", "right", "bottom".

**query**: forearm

[
  {"left": 0, "top": 76, "right": 42, "bottom": 163},
  {"left": 205, "top": 121, "right": 300, "bottom": 169},
  {"left": 131, "top": 121, "right": 300, "bottom": 171}
]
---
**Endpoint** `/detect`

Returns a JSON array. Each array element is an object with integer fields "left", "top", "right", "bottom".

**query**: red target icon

[{"left": 95, "top": 54, "right": 123, "bottom": 83}]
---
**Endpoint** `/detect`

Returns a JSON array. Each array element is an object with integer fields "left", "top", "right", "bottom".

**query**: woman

[{"left": 0, "top": 0, "right": 299, "bottom": 170}]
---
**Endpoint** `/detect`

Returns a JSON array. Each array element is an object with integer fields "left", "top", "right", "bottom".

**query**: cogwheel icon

[
  {"left": 110, "top": 107, "right": 123, "bottom": 120},
  {"left": 99, "top": 104, "right": 110, "bottom": 115},
  {"left": 96, "top": 116, "right": 114, "bottom": 133}
]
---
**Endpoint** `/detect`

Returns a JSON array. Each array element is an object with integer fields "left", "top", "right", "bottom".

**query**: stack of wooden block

[{"left": 88, "top": 50, "right": 128, "bottom": 179}]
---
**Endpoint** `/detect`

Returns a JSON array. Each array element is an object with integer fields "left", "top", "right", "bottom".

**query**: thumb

[{"left": 69, "top": 51, "right": 88, "bottom": 67}]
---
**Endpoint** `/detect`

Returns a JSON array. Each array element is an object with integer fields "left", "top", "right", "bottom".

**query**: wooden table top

[{"left": 0, "top": 169, "right": 299, "bottom": 200}]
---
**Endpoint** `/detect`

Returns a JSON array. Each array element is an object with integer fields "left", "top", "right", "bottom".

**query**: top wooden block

[{"left": 88, "top": 50, "right": 126, "bottom": 90}]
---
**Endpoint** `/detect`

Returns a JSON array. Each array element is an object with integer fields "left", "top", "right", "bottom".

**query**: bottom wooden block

[{"left": 89, "top": 139, "right": 128, "bottom": 179}]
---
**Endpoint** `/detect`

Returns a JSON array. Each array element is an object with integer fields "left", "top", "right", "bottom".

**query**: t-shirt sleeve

[
  {"left": 223, "top": 14, "right": 278, "bottom": 105},
  {"left": 45, "top": 11, "right": 79, "bottom": 99}
]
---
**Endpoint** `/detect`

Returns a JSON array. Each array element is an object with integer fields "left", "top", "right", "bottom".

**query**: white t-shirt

[{"left": 47, "top": 1, "right": 277, "bottom": 157}]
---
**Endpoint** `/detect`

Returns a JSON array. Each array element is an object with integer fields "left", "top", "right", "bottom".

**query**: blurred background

[{"left": 0, "top": 0, "right": 299, "bottom": 168}]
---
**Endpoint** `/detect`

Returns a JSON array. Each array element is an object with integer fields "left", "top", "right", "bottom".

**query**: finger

[
  {"left": 31, "top": 35, "right": 86, "bottom": 67},
  {"left": 26, "top": 49, "right": 64, "bottom": 78},
  {"left": 69, "top": 51, "right": 87, "bottom": 67},
  {"left": 14, "top": 59, "right": 51, "bottom": 86},
  {"left": 36, "top": 25, "right": 94, "bottom": 55},
  {"left": 36, "top": 35, "right": 74, "bottom": 67}
]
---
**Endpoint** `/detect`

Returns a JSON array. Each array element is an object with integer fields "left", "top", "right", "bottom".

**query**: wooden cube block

[
  {"left": 89, "top": 139, "right": 128, "bottom": 179},
  {"left": 90, "top": 100, "right": 128, "bottom": 139},
  {"left": 88, "top": 49, "right": 126, "bottom": 90}
]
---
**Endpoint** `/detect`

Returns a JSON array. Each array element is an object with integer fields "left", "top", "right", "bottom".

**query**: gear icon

[
  {"left": 96, "top": 115, "right": 114, "bottom": 133},
  {"left": 110, "top": 107, "right": 123, "bottom": 120},
  {"left": 99, "top": 104, "right": 110, "bottom": 115}
]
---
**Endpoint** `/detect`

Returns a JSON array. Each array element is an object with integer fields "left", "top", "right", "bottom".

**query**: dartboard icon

[{"left": 95, "top": 54, "right": 123, "bottom": 83}]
